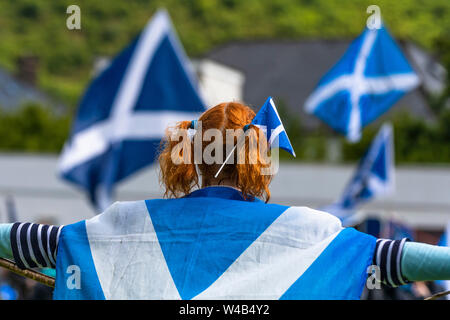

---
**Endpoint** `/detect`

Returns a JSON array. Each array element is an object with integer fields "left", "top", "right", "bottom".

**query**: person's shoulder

[
  {"left": 88, "top": 200, "right": 148, "bottom": 223},
  {"left": 85, "top": 200, "right": 151, "bottom": 236},
  {"left": 284, "top": 206, "right": 341, "bottom": 224}
]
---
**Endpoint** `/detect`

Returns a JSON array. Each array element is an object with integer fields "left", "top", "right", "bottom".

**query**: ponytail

[{"left": 235, "top": 125, "right": 272, "bottom": 202}]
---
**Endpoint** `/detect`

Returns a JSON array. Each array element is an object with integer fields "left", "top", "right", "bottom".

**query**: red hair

[{"left": 158, "top": 102, "right": 272, "bottom": 202}]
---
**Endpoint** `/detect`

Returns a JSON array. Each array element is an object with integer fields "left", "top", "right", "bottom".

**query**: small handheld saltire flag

[
  {"left": 323, "top": 123, "right": 394, "bottom": 221},
  {"left": 304, "top": 24, "right": 420, "bottom": 141},
  {"left": 252, "top": 97, "right": 296, "bottom": 157},
  {"left": 214, "top": 97, "right": 295, "bottom": 178},
  {"left": 53, "top": 187, "right": 376, "bottom": 300},
  {"left": 5, "top": 196, "right": 18, "bottom": 222},
  {"left": 58, "top": 9, "right": 205, "bottom": 211}
]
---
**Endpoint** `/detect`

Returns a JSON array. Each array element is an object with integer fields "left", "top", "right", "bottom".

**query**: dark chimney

[{"left": 16, "top": 55, "right": 39, "bottom": 86}]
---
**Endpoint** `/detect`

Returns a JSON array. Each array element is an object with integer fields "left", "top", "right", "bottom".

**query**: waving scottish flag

[
  {"left": 252, "top": 97, "right": 296, "bottom": 157},
  {"left": 324, "top": 123, "right": 394, "bottom": 221},
  {"left": 305, "top": 25, "right": 420, "bottom": 141},
  {"left": 58, "top": 10, "right": 205, "bottom": 211},
  {"left": 53, "top": 186, "right": 376, "bottom": 300}
]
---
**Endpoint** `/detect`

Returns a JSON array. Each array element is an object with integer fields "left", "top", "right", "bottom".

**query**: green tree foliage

[{"left": 0, "top": 103, "right": 70, "bottom": 153}]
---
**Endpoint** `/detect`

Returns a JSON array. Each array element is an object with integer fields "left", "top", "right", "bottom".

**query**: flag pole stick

[
  {"left": 214, "top": 144, "right": 237, "bottom": 178},
  {"left": 0, "top": 257, "right": 55, "bottom": 288},
  {"left": 424, "top": 290, "right": 450, "bottom": 300}
]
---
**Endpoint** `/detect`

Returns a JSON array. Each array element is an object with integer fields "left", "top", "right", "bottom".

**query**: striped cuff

[
  {"left": 10, "top": 222, "right": 63, "bottom": 269},
  {"left": 373, "top": 238, "right": 410, "bottom": 287}
]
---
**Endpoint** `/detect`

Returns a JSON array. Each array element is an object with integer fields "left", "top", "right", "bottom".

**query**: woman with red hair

[{"left": 0, "top": 101, "right": 449, "bottom": 300}]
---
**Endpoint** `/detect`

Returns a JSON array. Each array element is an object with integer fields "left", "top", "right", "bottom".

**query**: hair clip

[
  {"left": 243, "top": 124, "right": 251, "bottom": 132},
  {"left": 190, "top": 120, "right": 198, "bottom": 130}
]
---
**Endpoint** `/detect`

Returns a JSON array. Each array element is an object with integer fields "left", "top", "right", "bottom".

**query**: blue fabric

[
  {"left": 146, "top": 186, "right": 287, "bottom": 300},
  {"left": 321, "top": 124, "right": 393, "bottom": 223},
  {"left": 53, "top": 221, "right": 105, "bottom": 300},
  {"left": 438, "top": 229, "right": 448, "bottom": 247},
  {"left": 41, "top": 268, "right": 56, "bottom": 278},
  {"left": 71, "top": 38, "right": 138, "bottom": 135},
  {"left": 281, "top": 228, "right": 376, "bottom": 300},
  {"left": 0, "top": 284, "right": 18, "bottom": 300},
  {"left": 252, "top": 97, "right": 296, "bottom": 157},
  {"left": 62, "top": 140, "right": 161, "bottom": 205},
  {"left": 134, "top": 35, "right": 204, "bottom": 113}
]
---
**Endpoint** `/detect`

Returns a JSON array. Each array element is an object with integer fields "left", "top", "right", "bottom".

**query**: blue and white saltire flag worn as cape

[
  {"left": 323, "top": 123, "right": 394, "bottom": 225},
  {"left": 304, "top": 25, "right": 420, "bottom": 142},
  {"left": 53, "top": 186, "right": 376, "bottom": 300},
  {"left": 252, "top": 97, "right": 296, "bottom": 157},
  {"left": 58, "top": 9, "right": 205, "bottom": 211}
]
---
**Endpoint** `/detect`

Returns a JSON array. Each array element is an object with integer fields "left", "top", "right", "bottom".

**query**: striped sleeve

[
  {"left": 10, "top": 222, "right": 63, "bottom": 269},
  {"left": 373, "top": 238, "right": 410, "bottom": 287}
]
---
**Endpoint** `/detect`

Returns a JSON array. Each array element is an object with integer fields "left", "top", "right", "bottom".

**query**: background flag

[
  {"left": 54, "top": 194, "right": 375, "bottom": 300},
  {"left": 323, "top": 123, "right": 394, "bottom": 221},
  {"left": 58, "top": 9, "right": 206, "bottom": 211},
  {"left": 304, "top": 25, "right": 420, "bottom": 141},
  {"left": 252, "top": 97, "right": 296, "bottom": 157}
]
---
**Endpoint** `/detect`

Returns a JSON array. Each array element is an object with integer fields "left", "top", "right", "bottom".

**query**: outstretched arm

[{"left": 373, "top": 238, "right": 450, "bottom": 287}]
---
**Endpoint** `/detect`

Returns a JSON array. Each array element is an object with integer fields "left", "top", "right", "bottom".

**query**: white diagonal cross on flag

[{"left": 305, "top": 28, "right": 419, "bottom": 141}]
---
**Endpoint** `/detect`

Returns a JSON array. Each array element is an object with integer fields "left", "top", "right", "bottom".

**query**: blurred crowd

[{"left": 0, "top": 267, "right": 54, "bottom": 300}]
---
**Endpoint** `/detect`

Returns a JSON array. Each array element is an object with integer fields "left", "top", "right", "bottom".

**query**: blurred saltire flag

[
  {"left": 322, "top": 123, "right": 394, "bottom": 224},
  {"left": 252, "top": 97, "right": 296, "bottom": 157},
  {"left": 53, "top": 187, "right": 376, "bottom": 299},
  {"left": 58, "top": 9, "right": 205, "bottom": 211},
  {"left": 304, "top": 25, "right": 420, "bottom": 142},
  {"left": 214, "top": 96, "right": 295, "bottom": 178}
]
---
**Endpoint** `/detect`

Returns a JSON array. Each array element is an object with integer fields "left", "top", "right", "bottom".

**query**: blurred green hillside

[
  {"left": 0, "top": 0, "right": 449, "bottom": 163},
  {"left": 0, "top": 0, "right": 448, "bottom": 108}
]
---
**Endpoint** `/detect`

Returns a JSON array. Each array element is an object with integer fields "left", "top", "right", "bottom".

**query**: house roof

[{"left": 204, "top": 39, "right": 442, "bottom": 129}]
